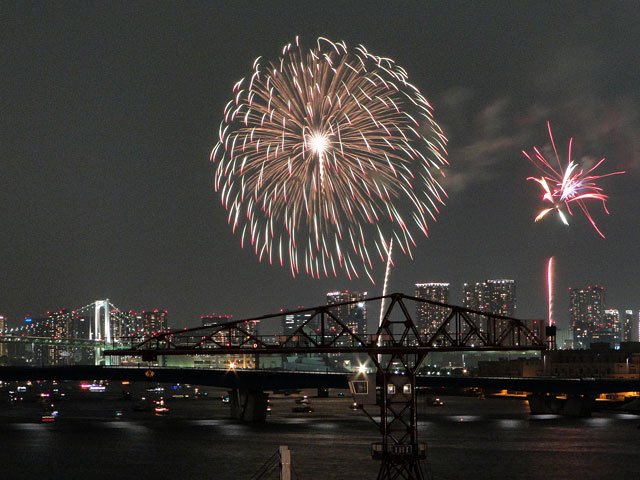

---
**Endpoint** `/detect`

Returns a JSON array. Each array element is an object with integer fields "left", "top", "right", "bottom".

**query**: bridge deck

[{"left": 1, "top": 366, "right": 639, "bottom": 394}]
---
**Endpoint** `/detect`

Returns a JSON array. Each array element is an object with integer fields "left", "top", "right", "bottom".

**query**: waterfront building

[
  {"left": 555, "top": 328, "right": 574, "bottom": 350},
  {"left": 201, "top": 312, "right": 256, "bottom": 341},
  {"left": 414, "top": 283, "right": 450, "bottom": 337},
  {"left": 569, "top": 285, "right": 605, "bottom": 349},
  {"left": 198, "top": 313, "right": 259, "bottom": 369},
  {"left": 478, "top": 342, "right": 640, "bottom": 379}
]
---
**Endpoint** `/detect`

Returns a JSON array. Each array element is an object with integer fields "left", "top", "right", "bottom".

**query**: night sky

[{"left": 2, "top": 1, "right": 639, "bottom": 331}]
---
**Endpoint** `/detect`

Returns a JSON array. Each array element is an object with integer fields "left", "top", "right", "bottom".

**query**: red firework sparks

[{"left": 523, "top": 122, "right": 624, "bottom": 238}]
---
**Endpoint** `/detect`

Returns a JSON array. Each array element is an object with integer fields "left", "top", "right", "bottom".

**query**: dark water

[{"left": 1, "top": 394, "right": 639, "bottom": 479}]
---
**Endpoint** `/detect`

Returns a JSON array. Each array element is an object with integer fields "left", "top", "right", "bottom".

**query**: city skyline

[
  {"left": 3, "top": 278, "right": 638, "bottom": 340},
  {"left": 2, "top": 2, "right": 639, "bottom": 331}
]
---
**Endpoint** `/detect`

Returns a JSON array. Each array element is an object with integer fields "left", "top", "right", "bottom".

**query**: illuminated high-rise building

[
  {"left": 414, "top": 283, "right": 450, "bottom": 337},
  {"left": 612, "top": 309, "right": 622, "bottom": 347},
  {"left": 462, "top": 282, "right": 489, "bottom": 313},
  {"left": 142, "top": 309, "right": 168, "bottom": 335},
  {"left": 569, "top": 285, "right": 605, "bottom": 349},
  {"left": 593, "top": 309, "right": 619, "bottom": 348},
  {"left": 118, "top": 311, "right": 143, "bottom": 338},
  {"left": 0, "top": 315, "right": 6, "bottom": 357},
  {"left": 201, "top": 313, "right": 259, "bottom": 343},
  {"left": 462, "top": 280, "right": 516, "bottom": 315},
  {"left": 486, "top": 279, "right": 516, "bottom": 316},
  {"left": 282, "top": 309, "right": 313, "bottom": 336},
  {"left": 50, "top": 309, "right": 71, "bottom": 339},
  {"left": 202, "top": 313, "right": 232, "bottom": 327},
  {"left": 462, "top": 279, "right": 516, "bottom": 340},
  {"left": 49, "top": 309, "right": 72, "bottom": 365},
  {"left": 326, "top": 291, "right": 368, "bottom": 336},
  {"left": 622, "top": 310, "right": 634, "bottom": 343}
]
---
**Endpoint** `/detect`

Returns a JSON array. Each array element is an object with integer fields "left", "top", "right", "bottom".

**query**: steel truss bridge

[{"left": 105, "top": 292, "right": 546, "bottom": 480}]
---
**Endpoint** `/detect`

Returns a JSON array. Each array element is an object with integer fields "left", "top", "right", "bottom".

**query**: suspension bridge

[{"left": 0, "top": 299, "right": 140, "bottom": 366}]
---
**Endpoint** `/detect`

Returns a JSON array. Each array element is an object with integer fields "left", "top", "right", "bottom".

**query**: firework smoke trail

[
  {"left": 211, "top": 37, "right": 448, "bottom": 280},
  {"left": 523, "top": 122, "right": 624, "bottom": 238}
]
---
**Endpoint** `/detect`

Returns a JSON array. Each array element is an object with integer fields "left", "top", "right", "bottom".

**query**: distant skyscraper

[
  {"left": 462, "top": 279, "right": 516, "bottom": 340},
  {"left": 462, "top": 279, "right": 516, "bottom": 316},
  {"left": 486, "top": 279, "right": 516, "bottom": 316},
  {"left": 142, "top": 309, "right": 168, "bottom": 334},
  {"left": 326, "top": 291, "right": 368, "bottom": 336},
  {"left": 462, "top": 282, "right": 489, "bottom": 313},
  {"left": 569, "top": 285, "right": 605, "bottom": 349},
  {"left": 282, "top": 309, "right": 313, "bottom": 336},
  {"left": 201, "top": 313, "right": 258, "bottom": 343},
  {"left": 118, "top": 311, "right": 143, "bottom": 338},
  {"left": 414, "top": 283, "right": 450, "bottom": 337},
  {"left": 0, "top": 315, "right": 6, "bottom": 357},
  {"left": 201, "top": 313, "right": 232, "bottom": 327},
  {"left": 593, "top": 309, "right": 619, "bottom": 348},
  {"left": 622, "top": 310, "right": 634, "bottom": 343},
  {"left": 49, "top": 309, "right": 72, "bottom": 365}
]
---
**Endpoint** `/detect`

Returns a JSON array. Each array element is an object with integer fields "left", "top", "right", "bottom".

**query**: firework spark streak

[
  {"left": 547, "top": 256, "right": 554, "bottom": 328},
  {"left": 211, "top": 37, "right": 448, "bottom": 280},
  {"left": 523, "top": 122, "right": 624, "bottom": 238},
  {"left": 378, "top": 239, "right": 394, "bottom": 328}
]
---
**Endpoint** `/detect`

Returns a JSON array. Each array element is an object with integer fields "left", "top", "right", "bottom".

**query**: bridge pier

[
  {"left": 229, "top": 388, "right": 269, "bottom": 422},
  {"left": 527, "top": 393, "right": 593, "bottom": 417}
]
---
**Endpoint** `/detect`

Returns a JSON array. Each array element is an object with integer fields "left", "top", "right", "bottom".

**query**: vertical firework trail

[
  {"left": 547, "top": 256, "right": 554, "bottom": 328},
  {"left": 378, "top": 238, "right": 394, "bottom": 329}
]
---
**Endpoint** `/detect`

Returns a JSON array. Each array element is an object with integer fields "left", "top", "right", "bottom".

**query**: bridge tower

[
  {"left": 92, "top": 299, "right": 111, "bottom": 342},
  {"left": 92, "top": 299, "right": 114, "bottom": 366}
]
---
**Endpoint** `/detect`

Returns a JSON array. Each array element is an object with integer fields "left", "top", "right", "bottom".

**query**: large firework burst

[
  {"left": 211, "top": 37, "right": 448, "bottom": 280},
  {"left": 523, "top": 122, "right": 624, "bottom": 238}
]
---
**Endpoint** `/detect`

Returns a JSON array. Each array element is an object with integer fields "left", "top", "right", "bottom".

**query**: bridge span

[
  {"left": 2, "top": 365, "right": 639, "bottom": 397},
  {"left": 0, "top": 365, "right": 349, "bottom": 391}
]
